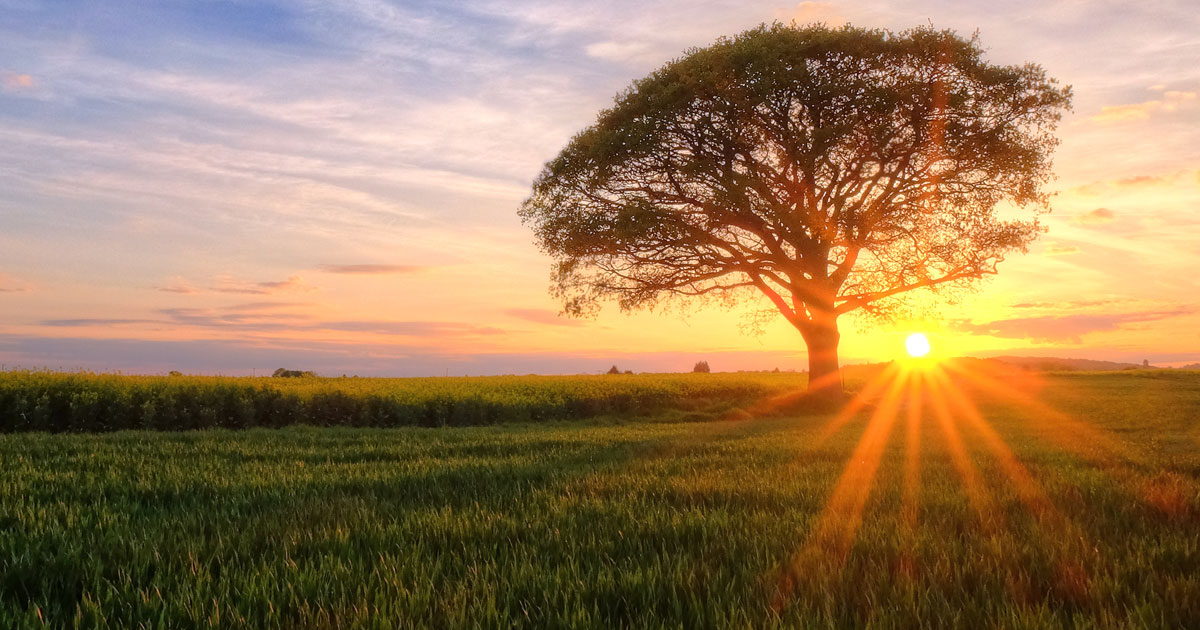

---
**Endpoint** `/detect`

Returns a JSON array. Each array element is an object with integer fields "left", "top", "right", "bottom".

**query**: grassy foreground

[{"left": 1, "top": 369, "right": 1198, "bottom": 628}]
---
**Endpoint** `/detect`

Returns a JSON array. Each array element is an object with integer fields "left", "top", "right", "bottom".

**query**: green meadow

[{"left": 1, "top": 369, "right": 1198, "bottom": 628}]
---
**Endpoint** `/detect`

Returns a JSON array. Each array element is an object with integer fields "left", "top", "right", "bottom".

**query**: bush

[{"left": 693, "top": 361, "right": 711, "bottom": 373}]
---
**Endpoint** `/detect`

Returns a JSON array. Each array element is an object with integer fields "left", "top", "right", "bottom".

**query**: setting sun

[{"left": 905, "top": 333, "right": 932, "bottom": 358}]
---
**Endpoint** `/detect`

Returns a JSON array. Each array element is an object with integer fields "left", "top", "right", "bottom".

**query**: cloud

[
  {"left": 504, "top": 308, "right": 583, "bottom": 327},
  {"left": 0, "top": 273, "right": 32, "bottom": 293},
  {"left": 1043, "top": 243, "right": 1080, "bottom": 256},
  {"left": 156, "top": 284, "right": 199, "bottom": 294},
  {"left": 1, "top": 71, "right": 33, "bottom": 90},
  {"left": 1011, "top": 299, "right": 1125, "bottom": 309},
  {"left": 318, "top": 264, "right": 426, "bottom": 274},
  {"left": 1090, "top": 89, "right": 1197, "bottom": 124},
  {"left": 773, "top": 2, "right": 845, "bottom": 26},
  {"left": 320, "top": 321, "right": 506, "bottom": 336},
  {"left": 40, "top": 319, "right": 161, "bottom": 327},
  {"left": 1072, "top": 207, "right": 1116, "bottom": 226},
  {"left": 209, "top": 275, "right": 316, "bottom": 295},
  {"left": 584, "top": 41, "right": 654, "bottom": 64},
  {"left": 36, "top": 306, "right": 506, "bottom": 339},
  {"left": 1069, "top": 169, "right": 1199, "bottom": 197},
  {"left": 159, "top": 308, "right": 311, "bottom": 328},
  {"left": 951, "top": 308, "right": 1194, "bottom": 343},
  {"left": 225, "top": 301, "right": 313, "bottom": 311}
]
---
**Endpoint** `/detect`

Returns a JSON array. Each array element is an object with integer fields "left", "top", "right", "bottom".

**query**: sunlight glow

[
  {"left": 769, "top": 358, "right": 1122, "bottom": 611},
  {"left": 905, "top": 333, "right": 931, "bottom": 358}
]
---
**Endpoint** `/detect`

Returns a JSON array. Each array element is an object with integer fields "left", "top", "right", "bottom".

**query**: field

[
  {"left": 0, "top": 370, "right": 815, "bottom": 431},
  {"left": 1, "top": 367, "right": 1199, "bottom": 628}
]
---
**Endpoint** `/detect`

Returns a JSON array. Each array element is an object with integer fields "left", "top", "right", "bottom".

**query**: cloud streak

[
  {"left": 318, "top": 264, "right": 426, "bottom": 274},
  {"left": 951, "top": 308, "right": 1195, "bottom": 343},
  {"left": 504, "top": 308, "right": 583, "bottom": 327},
  {"left": 1090, "top": 89, "right": 1197, "bottom": 124},
  {"left": 1072, "top": 207, "right": 1116, "bottom": 226}
]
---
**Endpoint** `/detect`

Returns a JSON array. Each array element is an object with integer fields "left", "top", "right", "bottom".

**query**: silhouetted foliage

[
  {"left": 693, "top": 361, "right": 711, "bottom": 373},
  {"left": 168, "top": 371, "right": 182, "bottom": 377},
  {"left": 272, "top": 368, "right": 315, "bottom": 378},
  {"left": 606, "top": 365, "right": 621, "bottom": 375},
  {"left": 521, "top": 23, "right": 1071, "bottom": 397}
]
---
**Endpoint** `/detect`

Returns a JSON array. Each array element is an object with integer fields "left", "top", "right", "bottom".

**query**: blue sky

[{"left": 1, "top": 0, "right": 1199, "bottom": 375}]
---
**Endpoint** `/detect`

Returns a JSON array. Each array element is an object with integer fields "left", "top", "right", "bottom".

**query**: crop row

[{"left": 0, "top": 371, "right": 806, "bottom": 432}]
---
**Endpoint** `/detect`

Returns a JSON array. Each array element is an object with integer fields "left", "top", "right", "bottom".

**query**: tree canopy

[{"left": 520, "top": 23, "right": 1071, "bottom": 394}]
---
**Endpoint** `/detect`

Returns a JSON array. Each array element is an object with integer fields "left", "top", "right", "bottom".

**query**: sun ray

[
  {"left": 939, "top": 361, "right": 1144, "bottom": 467},
  {"left": 927, "top": 368, "right": 1058, "bottom": 518},
  {"left": 927, "top": 366, "right": 1096, "bottom": 605},
  {"left": 813, "top": 362, "right": 904, "bottom": 445},
  {"left": 939, "top": 360, "right": 1199, "bottom": 529},
  {"left": 924, "top": 373, "right": 1001, "bottom": 532},
  {"left": 898, "top": 369, "right": 925, "bottom": 578},
  {"left": 770, "top": 371, "right": 909, "bottom": 610}
]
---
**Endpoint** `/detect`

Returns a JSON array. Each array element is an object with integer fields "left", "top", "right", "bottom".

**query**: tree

[
  {"left": 693, "top": 360, "right": 711, "bottom": 373},
  {"left": 520, "top": 24, "right": 1070, "bottom": 398},
  {"left": 272, "top": 368, "right": 315, "bottom": 378},
  {"left": 606, "top": 365, "right": 621, "bottom": 375}
]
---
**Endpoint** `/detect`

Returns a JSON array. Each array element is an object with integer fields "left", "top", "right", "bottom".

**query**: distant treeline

[{"left": 0, "top": 370, "right": 805, "bottom": 433}]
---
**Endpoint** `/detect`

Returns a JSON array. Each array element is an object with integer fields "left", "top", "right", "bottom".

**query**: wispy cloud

[
  {"left": 1011, "top": 298, "right": 1126, "bottom": 309},
  {"left": 208, "top": 276, "right": 317, "bottom": 295},
  {"left": 0, "top": 70, "right": 33, "bottom": 90},
  {"left": 0, "top": 273, "right": 32, "bottom": 293},
  {"left": 225, "top": 301, "right": 313, "bottom": 311},
  {"left": 156, "top": 285, "right": 199, "bottom": 294},
  {"left": 1043, "top": 243, "right": 1080, "bottom": 256},
  {"left": 320, "top": 321, "right": 506, "bottom": 336},
  {"left": 40, "top": 319, "right": 160, "bottom": 327},
  {"left": 318, "top": 264, "right": 426, "bottom": 274},
  {"left": 1069, "top": 170, "right": 1198, "bottom": 196},
  {"left": 1072, "top": 207, "right": 1116, "bottom": 226},
  {"left": 951, "top": 308, "right": 1195, "bottom": 343},
  {"left": 504, "top": 308, "right": 583, "bottom": 327},
  {"left": 1090, "top": 89, "right": 1197, "bottom": 124},
  {"left": 36, "top": 309, "right": 506, "bottom": 339}
]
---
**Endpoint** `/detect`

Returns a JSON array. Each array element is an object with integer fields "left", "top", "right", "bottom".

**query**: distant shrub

[
  {"left": 168, "top": 370, "right": 183, "bottom": 377},
  {"left": 606, "top": 365, "right": 621, "bottom": 375},
  {"left": 272, "top": 368, "right": 316, "bottom": 378},
  {"left": 693, "top": 361, "right": 711, "bottom": 373}
]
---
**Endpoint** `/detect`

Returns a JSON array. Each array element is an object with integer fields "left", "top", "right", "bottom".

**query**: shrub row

[{"left": 0, "top": 371, "right": 800, "bottom": 432}]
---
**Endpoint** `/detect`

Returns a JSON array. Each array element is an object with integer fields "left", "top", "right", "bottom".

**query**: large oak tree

[{"left": 520, "top": 24, "right": 1071, "bottom": 396}]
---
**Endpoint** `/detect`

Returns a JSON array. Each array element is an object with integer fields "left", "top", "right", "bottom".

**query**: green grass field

[{"left": 1, "top": 368, "right": 1198, "bottom": 628}]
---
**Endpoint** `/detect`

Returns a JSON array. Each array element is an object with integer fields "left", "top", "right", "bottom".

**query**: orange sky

[{"left": 0, "top": 1, "right": 1197, "bottom": 374}]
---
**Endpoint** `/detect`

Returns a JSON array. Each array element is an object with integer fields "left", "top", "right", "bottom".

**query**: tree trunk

[{"left": 801, "top": 310, "right": 842, "bottom": 400}]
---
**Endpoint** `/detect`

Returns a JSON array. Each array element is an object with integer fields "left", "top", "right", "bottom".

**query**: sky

[{"left": 1, "top": 0, "right": 1198, "bottom": 375}]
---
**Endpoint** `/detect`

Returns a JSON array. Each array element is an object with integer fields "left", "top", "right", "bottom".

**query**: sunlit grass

[{"left": 0, "top": 368, "right": 1198, "bottom": 627}]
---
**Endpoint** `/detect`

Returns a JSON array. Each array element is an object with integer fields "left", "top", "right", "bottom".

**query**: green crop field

[
  {"left": 0, "top": 370, "right": 827, "bottom": 432},
  {"left": 1, "top": 368, "right": 1198, "bottom": 628}
]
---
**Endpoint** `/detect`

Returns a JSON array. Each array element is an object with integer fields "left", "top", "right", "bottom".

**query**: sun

[{"left": 905, "top": 332, "right": 932, "bottom": 358}]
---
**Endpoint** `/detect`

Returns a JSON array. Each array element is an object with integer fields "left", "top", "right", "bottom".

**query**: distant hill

[{"left": 982, "top": 356, "right": 1157, "bottom": 371}]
